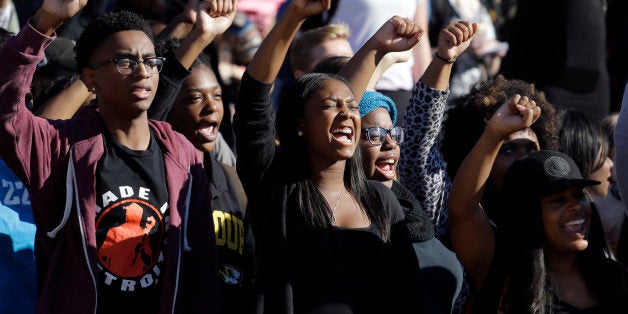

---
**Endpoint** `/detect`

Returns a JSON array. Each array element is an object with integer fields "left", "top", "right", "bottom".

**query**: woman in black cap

[
  {"left": 448, "top": 94, "right": 628, "bottom": 312},
  {"left": 479, "top": 150, "right": 628, "bottom": 313}
]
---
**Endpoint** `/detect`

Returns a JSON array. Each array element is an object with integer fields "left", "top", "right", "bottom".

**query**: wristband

[{"left": 435, "top": 52, "right": 456, "bottom": 63}]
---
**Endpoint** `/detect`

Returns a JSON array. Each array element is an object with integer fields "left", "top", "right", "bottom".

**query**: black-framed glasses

[
  {"left": 89, "top": 57, "right": 165, "bottom": 75},
  {"left": 362, "top": 126, "right": 404, "bottom": 146}
]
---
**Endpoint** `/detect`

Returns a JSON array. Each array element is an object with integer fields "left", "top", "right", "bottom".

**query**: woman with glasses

[
  {"left": 358, "top": 93, "right": 405, "bottom": 183},
  {"left": 358, "top": 90, "right": 464, "bottom": 314},
  {"left": 234, "top": 0, "right": 426, "bottom": 312},
  {"left": 0, "top": 1, "right": 228, "bottom": 312}
]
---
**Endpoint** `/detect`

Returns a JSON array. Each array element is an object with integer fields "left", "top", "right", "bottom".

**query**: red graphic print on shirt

[{"left": 96, "top": 199, "right": 164, "bottom": 278}]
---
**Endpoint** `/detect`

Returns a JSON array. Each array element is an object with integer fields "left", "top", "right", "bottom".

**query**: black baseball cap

[{"left": 505, "top": 150, "right": 600, "bottom": 198}]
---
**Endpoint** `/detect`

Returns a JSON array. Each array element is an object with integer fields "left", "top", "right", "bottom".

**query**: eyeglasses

[
  {"left": 362, "top": 126, "right": 404, "bottom": 146},
  {"left": 89, "top": 57, "right": 165, "bottom": 75}
]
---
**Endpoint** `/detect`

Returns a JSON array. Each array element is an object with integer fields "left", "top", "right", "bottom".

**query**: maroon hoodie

[{"left": 0, "top": 22, "right": 219, "bottom": 313}]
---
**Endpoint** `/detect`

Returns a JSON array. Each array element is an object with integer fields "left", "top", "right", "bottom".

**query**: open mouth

[
  {"left": 331, "top": 127, "right": 353, "bottom": 144},
  {"left": 197, "top": 122, "right": 218, "bottom": 142},
  {"left": 375, "top": 157, "right": 397, "bottom": 179},
  {"left": 563, "top": 218, "right": 586, "bottom": 234}
]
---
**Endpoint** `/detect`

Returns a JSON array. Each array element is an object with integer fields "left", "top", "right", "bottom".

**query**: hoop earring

[{"left": 297, "top": 129, "right": 304, "bottom": 137}]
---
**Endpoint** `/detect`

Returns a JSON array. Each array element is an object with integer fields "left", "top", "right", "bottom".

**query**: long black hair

[
  {"left": 559, "top": 110, "right": 609, "bottom": 180},
  {"left": 276, "top": 73, "right": 389, "bottom": 240},
  {"left": 493, "top": 155, "right": 624, "bottom": 313}
]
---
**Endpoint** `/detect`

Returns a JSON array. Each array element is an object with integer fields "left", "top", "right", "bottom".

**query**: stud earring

[{"left": 297, "top": 129, "right": 304, "bottom": 137}]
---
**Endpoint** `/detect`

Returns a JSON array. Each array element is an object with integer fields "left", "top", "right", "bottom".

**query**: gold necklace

[{"left": 331, "top": 188, "right": 345, "bottom": 226}]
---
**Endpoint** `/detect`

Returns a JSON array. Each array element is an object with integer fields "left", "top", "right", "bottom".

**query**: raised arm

[
  {"left": 422, "top": 21, "right": 477, "bottom": 90},
  {"left": 367, "top": 50, "right": 411, "bottom": 91},
  {"left": 411, "top": 0, "right": 431, "bottom": 81},
  {"left": 174, "top": 0, "right": 236, "bottom": 69},
  {"left": 234, "top": 0, "right": 330, "bottom": 190},
  {"left": 339, "top": 16, "right": 423, "bottom": 104},
  {"left": 149, "top": 0, "right": 236, "bottom": 120},
  {"left": 0, "top": 0, "right": 85, "bottom": 216},
  {"left": 36, "top": 77, "right": 91, "bottom": 119},
  {"left": 247, "top": 0, "right": 330, "bottom": 83},
  {"left": 447, "top": 95, "right": 539, "bottom": 289},
  {"left": 31, "top": 0, "right": 86, "bottom": 36},
  {"left": 398, "top": 21, "right": 476, "bottom": 237}
]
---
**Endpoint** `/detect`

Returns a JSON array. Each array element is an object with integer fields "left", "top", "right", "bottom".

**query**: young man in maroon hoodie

[{"left": 0, "top": 0, "right": 232, "bottom": 312}]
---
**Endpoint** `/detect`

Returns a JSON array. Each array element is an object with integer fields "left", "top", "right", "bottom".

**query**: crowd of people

[{"left": 1, "top": 0, "right": 628, "bottom": 313}]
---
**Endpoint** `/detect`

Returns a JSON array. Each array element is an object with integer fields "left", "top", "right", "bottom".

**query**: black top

[
  {"left": 391, "top": 180, "right": 434, "bottom": 242},
  {"left": 206, "top": 153, "right": 256, "bottom": 314},
  {"left": 95, "top": 129, "right": 169, "bottom": 314},
  {"left": 286, "top": 183, "right": 413, "bottom": 313},
  {"left": 392, "top": 181, "right": 463, "bottom": 314},
  {"left": 552, "top": 295, "right": 602, "bottom": 314},
  {"left": 234, "top": 71, "right": 423, "bottom": 313},
  {"left": 475, "top": 229, "right": 628, "bottom": 313},
  {"left": 146, "top": 56, "right": 257, "bottom": 313}
]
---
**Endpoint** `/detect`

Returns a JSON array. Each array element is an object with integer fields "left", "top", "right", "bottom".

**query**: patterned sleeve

[{"left": 398, "top": 80, "right": 451, "bottom": 238}]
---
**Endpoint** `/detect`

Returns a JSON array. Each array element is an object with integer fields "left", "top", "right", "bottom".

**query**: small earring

[
  {"left": 297, "top": 129, "right": 304, "bottom": 137},
  {"left": 90, "top": 87, "right": 96, "bottom": 93}
]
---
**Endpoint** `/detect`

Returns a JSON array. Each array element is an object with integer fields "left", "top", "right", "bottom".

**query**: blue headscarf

[{"left": 359, "top": 91, "right": 397, "bottom": 125}]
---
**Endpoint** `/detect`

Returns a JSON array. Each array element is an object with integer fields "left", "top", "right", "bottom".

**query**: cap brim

[{"left": 541, "top": 179, "right": 600, "bottom": 198}]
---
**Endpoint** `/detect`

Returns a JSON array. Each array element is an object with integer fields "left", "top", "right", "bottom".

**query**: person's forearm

[
  {"left": 32, "top": 9, "right": 64, "bottom": 35},
  {"left": 412, "top": 0, "right": 431, "bottom": 81},
  {"left": 37, "top": 79, "right": 90, "bottom": 119},
  {"left": 412, "top": 39, "right": 431, "bottom": 81},
  {"left": 157, "top": 14, "right": 194, "bottom": 40},
  {"left": 340, "top": 38, "right": 384, "bottom": 104},
  {"left": 398, "top": 82, "right": 449, "bottom": 223},
  {"left": 247, "top": 6, "right": 305, "bottom": 84},
  {"left": 148, "top": 57, "right": 190, "bottom": 120},
  {"left": 175, "top": 27, "right": 218, "bottom": 69},
  {"left": 367, "top": 50, "right": 405, "bottom": 91},
  {"left": 447, "top": 129, "right": 503, "bottom": 219},
  {"left": 420, "top": 56, "right": 454, "bottom": 91}
]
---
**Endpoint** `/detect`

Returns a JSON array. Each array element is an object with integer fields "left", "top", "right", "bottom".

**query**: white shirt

[{"left": 331, "top": 0, "right": 421, "bottom": 91}]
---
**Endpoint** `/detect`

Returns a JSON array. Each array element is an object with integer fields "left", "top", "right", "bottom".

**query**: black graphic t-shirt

[
  {"left": 95, "top": 130, "right": 169, "bottom": 314},
  {"left": 205, "top": 154, "right": 256, "bottom": 313}
]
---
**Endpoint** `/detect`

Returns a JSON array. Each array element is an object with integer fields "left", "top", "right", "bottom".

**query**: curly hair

[
  {"left": 75, "top": 10, "right": 154, "bottom": 71},
  {"left": 441, "top": 75, "right": 560, "bottom": 178}
]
